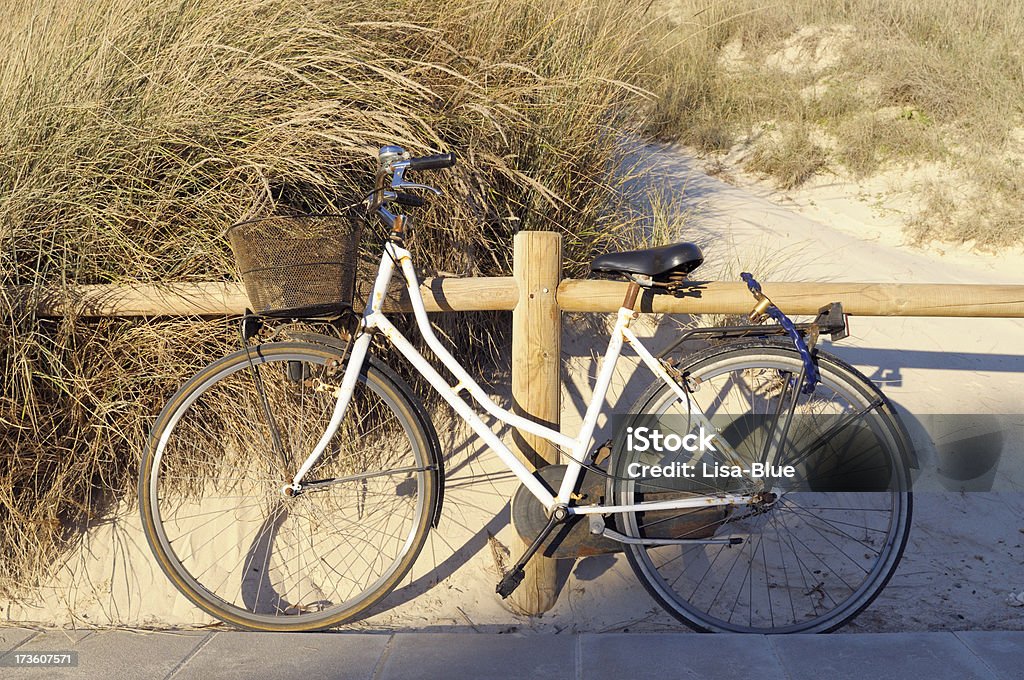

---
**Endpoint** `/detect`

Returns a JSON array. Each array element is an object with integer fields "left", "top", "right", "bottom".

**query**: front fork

[
  {"left": 284, "top": 330, "right": 374, "bottom": 494},
  {"left": 284, "top": 246, "right": 398, "bottom": 494}
]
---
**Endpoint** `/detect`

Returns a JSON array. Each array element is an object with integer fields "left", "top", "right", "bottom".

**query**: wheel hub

[{"left": 749, "top": 490, "right": 778, "bottom": 513}]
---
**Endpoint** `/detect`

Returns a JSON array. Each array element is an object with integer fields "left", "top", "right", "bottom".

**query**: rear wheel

[
  {"left": 139, "top": 341, "right": 438, "bottom": 631},
  {"left": 612, "top": 340, "right": 912, "bottom": 633}
]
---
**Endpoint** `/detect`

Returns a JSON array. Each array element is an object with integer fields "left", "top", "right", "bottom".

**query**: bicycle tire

[
  {"left": 139, "top": 341, "right": 439, "bottom": 631},
  {"left": 611, "top": 339, "right": 912, "bottom": 633}
]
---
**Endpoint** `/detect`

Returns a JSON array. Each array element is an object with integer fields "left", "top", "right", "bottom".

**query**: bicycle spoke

[
  {"left": 616, "top": 342, "right": 910, "bottom": 633},
  {"left": 143, "top": 346, "right": 434, "bottom": 630}
]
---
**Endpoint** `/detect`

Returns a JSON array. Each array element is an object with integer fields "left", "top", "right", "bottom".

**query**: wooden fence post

[{"left": 508, "top": 231, "right": 562, "bottom": 615}]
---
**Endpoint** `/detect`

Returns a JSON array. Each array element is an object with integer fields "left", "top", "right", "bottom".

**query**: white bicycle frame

[{"left": 290, "top": 241, "right": 752, "bottom": 518}]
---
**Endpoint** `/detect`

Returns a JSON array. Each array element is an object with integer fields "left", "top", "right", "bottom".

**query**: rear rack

[{"left": 655, "top": 302, "right": 849, "bottom": 360}]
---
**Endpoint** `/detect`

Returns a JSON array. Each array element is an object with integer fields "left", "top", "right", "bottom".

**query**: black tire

[
  {"left": 611, "top": 340, "right": 912, "bottom": 633},
  {"left": 139, "top": 342, "right": 439, "bottom": 631}
]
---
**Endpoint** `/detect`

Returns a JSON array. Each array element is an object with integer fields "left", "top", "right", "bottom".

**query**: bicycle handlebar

[
  {"left": 372, "top": 146, "right": 454, "bottom": 223},
  {"left": 407, "top": 152, "right": 456, "bottom": 171}
]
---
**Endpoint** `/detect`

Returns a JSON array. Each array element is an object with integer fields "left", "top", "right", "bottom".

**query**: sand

[{"left": 4, "top": 143, "right": 1023, "bottom": 633}]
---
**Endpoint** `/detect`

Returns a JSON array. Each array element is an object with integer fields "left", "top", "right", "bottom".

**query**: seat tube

[{"left": 555, "top": 308, "right": 630, "bottom": 503}]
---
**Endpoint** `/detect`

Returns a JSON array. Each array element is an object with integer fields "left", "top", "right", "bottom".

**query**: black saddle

[{"left": 590, "top": 242, "right": 703, "bottom": 283}]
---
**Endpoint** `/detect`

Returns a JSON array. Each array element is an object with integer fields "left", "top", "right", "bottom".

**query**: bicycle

[{"left": 139, "top": 145, "right": 914, "bottom": 634}]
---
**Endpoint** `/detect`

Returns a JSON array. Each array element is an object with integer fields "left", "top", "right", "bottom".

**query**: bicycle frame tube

[{"left": 291, "top": 241, "right": 747, "bottom": 515}]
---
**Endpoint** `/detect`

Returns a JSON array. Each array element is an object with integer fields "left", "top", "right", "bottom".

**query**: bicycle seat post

[{"left": 623, "top": 280, "right": 641, "bottom": 312}]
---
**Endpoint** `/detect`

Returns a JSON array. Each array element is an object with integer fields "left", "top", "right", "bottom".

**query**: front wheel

[
  {"left": 139, "top": 341, "right": 439, "bottom": 631},
  {"left": 612, "top": 340, "right": 913, "bottom": 633}
]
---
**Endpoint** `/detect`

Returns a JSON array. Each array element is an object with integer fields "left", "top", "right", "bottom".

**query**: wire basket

[{"left": 226, "top": 213, "right": 361, "bottom": 318}]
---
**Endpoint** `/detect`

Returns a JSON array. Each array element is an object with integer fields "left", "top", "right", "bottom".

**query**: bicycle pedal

[{"left": 496, "top": 567, "right": 526, "bottom": 599}]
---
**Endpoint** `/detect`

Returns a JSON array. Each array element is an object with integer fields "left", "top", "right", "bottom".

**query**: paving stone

[
  {"left": 378, "top": 633, "right": 575, "bottom": 680},
  {"left": 0, "top": 629, "right": 207, "bottom": 680},
  {"left": 174, "top": 631, "right": 388, "bottom": 680},
  {"left": 579, "top": 633, "right": 783, "bottom": 680},
  {"left": 956, "top": 631, "right": 1024, "bottom": 680},
  {"left": 771, "top": 632, "right": 996, "bottom": 680},
  {"left": 1, "top": 628, "right": 1019, "bottom": 679},
  {"left": 0, "top": 628, "right": 36, "bottom": 654}
]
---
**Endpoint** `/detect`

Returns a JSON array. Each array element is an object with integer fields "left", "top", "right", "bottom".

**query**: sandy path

[
  {"left": 632, "top": 146, "right": 1024, "bottom": 632},
  {"left": 5, "top": 145, "right": 1023, "bottom": 633}
]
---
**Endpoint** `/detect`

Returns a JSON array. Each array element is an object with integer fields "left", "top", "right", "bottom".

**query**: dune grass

[{"left": 0, "top": 0, "right": 686, "bottom": 595}]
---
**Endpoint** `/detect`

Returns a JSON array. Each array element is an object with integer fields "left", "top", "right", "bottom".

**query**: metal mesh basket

[{"left": 226, "top": 214, "right": 361, "bottom": 317}]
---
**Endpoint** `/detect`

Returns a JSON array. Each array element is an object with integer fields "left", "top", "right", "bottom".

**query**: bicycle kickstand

[{"left": 496, "top": 505, "right": 568, "bottom": 598}]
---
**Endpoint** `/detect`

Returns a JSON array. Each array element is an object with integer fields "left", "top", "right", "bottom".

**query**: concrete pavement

[{"left": 1, "top": 628, "right": 1021, "bottom": 679}]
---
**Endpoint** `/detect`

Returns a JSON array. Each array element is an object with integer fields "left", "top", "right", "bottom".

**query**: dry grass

[
  {"left": 833, "top": 110, "right": 945, "bottom": 178},
  {"left": 0, "top": 0, "right": 685, "bottom": 595},
  {"left": 907, "top": 157, "right": 1024, "bottom": 246},
  {"left": 0, "top": 317, "right": 233, "bottom": 593},
  {"left": 746, "top": 126, "right": 829, "bottom": 189}
]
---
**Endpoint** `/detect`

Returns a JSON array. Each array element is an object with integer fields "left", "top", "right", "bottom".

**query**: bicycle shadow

[
  {"left": 821, "top": 340, "right": 1024, "bottom": 491},
  {"left": 321, "top": 328, "right": 645, "bottom": 622},
  {"left": 240, "top": 504, "right": 298, "bottom": 615},
  {"left": 820, "top": 341, "right": 1024, "bottom": 389},
  {"left": 380, "top": 407, "right": 583, "bottom": 609}
]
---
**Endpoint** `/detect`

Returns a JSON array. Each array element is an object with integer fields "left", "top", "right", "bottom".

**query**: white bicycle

[{"left": 140, "top": 146, "right": 914, "bottom": 633}]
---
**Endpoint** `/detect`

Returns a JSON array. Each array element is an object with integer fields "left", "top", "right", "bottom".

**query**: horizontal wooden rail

[
  {"left": 16, "top": 279, "right": 1024, "bottom": 318},
  {"left": 18, "top": 278, "right": 519, "bottom": 317},
  {"left": 558, "top": 280, "right": 1024, "bottom": 317}
]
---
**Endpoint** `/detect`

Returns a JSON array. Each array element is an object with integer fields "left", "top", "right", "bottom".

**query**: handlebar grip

[
  {"left": 394, "top": 192, "right": 425, "bottom": 207},
  {"left": 407, "top": 152, "right": 456, "bottom": 171}
]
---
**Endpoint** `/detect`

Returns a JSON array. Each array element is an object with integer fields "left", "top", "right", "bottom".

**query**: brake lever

[{"left": 391, "top": 166, "right": 443, "bottom": 196}]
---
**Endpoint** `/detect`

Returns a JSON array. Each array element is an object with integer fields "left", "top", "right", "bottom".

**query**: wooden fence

[
  {"left": 21, "top": 277, "right": 1024, "bottom": 319},
  {"left": 15, "top": 231, "right": 1024, "bottom": 615}
]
